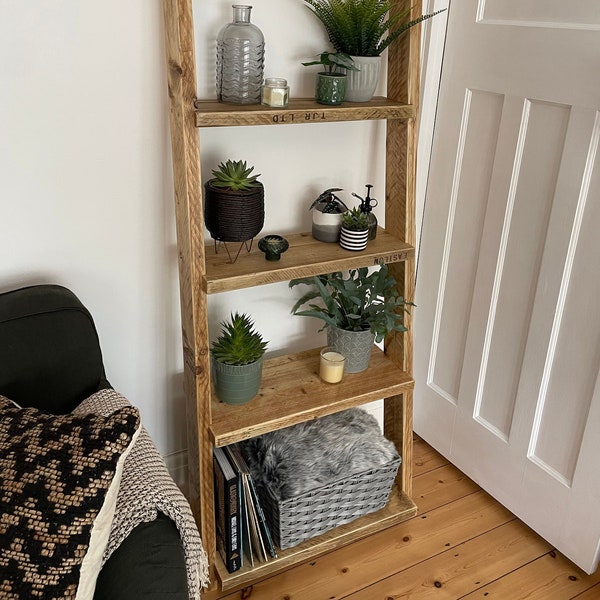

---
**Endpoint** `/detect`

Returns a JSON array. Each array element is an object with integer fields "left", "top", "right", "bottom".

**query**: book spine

[
  {"left": 247, "top": 476, "right": 278, "bottom": 558},
  {"left": 214, "top": 453, "right": 241, "bottom": 573},
  {"left": 225, "top": 472, "right": 241, "bottom": 572}
]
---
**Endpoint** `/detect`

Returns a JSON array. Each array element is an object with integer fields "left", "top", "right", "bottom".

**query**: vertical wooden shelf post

[
  {"left": 383, "top": 0, "right": 420, "bottom": 498},
  {"left": 162, "top": 0, "right": 217, "bottom": 581}
]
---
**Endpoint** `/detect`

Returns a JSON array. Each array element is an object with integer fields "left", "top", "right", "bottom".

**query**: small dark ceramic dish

[{"left": 258, "top": 235, "right": 289, "bottom": 261}]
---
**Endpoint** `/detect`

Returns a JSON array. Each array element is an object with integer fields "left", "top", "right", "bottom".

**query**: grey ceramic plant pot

[
  {"left": 327, "top": 326, "right": 375, "bottom": 373},
  {"left": 211, "top": 355, "right": 264, "bottom": 405}
]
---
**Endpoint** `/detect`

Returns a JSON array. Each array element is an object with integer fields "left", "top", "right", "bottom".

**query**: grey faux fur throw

[{"left": 241, "top": 408, "right": 400, "bottom": 501}]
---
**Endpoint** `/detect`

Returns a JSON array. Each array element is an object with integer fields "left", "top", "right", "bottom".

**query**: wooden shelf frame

[
  {"left": 195, "top": 96, "right": 416, "bottom": 127},
  {"left": 210, "top": 346, "right": 414, "bottom": 447},
  {"left": 204, "top": 228, "right": 414, "bottom": 293},
  {"left": 215, "top": 485, "right": 417, "bottom": 591},
  {"left": 163, "top": 0, "right": 421, "bottom": 592}
]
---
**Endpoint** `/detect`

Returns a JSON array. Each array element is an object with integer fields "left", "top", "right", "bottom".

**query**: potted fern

[
  {"left": 309, "top": 187, "right": 349, "bottom": 242},
  {"left": 339, "top": 206, "right": 370, "bottom": 251},
  {"left": 302, "top": 0, "right": 444, "bottom": 101},
  {"left": 301, "top": 51, "right": 358, "bottom": 105},
  {"left": 211, "top": 312, "right": 268, "bottom": 405},
  {"left": 290, "top": 265, "right": 413, "bottom": 372},
  {"left": 204, "top": 159, "right": 265, "bottom": 246}
]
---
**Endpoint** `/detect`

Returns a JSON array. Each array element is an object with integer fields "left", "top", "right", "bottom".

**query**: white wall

[
  {"left": 1, "top": 0, "right": 183, "bottom": 456},
  {"left": 0, "top": 0, "right": 389, "bottom": 461}
]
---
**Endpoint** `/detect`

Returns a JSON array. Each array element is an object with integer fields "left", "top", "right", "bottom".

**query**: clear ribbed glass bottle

[{"left": 216, "top": 5, "right": 265, "bottom": 104}]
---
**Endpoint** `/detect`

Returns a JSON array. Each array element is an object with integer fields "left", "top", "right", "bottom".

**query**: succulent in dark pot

[{"left": 204, "top": 160, "right": 265, "bottom": 243}]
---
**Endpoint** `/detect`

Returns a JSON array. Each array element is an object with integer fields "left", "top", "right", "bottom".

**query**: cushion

[
  {"left": 0, "top": 396, "right": 140, "bottom": 600},
  {"left": 0, "top": 284, "right": 109, "bottom": 414}
]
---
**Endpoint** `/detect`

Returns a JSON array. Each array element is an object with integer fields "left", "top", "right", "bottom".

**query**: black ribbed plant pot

[{"left": 204, "top": 180, "right": 265, "bottom": 242}]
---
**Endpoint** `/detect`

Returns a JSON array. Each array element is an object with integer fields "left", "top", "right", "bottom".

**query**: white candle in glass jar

[
  {"left": 319, "top": 347, "right": 346, "bottom": 383},
  {"left": 261, "top": 78, "right": 289, "bottom": 107}
]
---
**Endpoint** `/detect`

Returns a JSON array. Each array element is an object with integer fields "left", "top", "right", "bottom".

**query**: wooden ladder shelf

[{"left": 162, "top": 0, "right": 422, "bottom": 594}]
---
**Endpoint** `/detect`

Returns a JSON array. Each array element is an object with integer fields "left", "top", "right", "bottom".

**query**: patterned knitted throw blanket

[{"left": 73, "top": 389, "right": 209, "bottom": 599}]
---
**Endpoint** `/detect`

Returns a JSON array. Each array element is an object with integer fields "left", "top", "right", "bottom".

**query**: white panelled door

[{"left": 415, "top": 0, "right": 600, "bottom": 573}]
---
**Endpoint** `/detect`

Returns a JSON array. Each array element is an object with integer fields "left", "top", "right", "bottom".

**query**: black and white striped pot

[{"left": 339, "top": 226, "right": 369, "bottom": 251}]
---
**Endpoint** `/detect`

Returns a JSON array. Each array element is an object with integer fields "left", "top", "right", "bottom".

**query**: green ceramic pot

[{"left": 315, "top": 72, "right": 347, "bottom": 106}]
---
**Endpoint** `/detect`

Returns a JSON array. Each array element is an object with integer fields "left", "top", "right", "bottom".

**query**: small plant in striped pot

[{"left": 339, "top": 207, "right": 370, "bottom": 251}]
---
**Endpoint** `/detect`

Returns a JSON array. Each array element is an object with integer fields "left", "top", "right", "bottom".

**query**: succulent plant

[
  {"left": 211, "top": 312, "right": 268, "bottom": 366},
  {"left": 210, "top": 160, "right": 262, "bottom": 191},
  {"left": 342, "top": 206, "right": 370, "bottom": 230}
]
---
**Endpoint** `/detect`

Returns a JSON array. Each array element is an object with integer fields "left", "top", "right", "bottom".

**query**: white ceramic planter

[
  {"left": 345, "top": 55, "right": 382, "bottom": 102},
  {"left": 339, "top": 226, "right": 369, "bottom": 251},
  {"left": 312, "top": 210, "right": 343, "bottom": 242}
]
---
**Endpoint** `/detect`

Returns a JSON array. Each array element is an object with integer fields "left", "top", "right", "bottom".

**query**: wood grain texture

[
  {"left": 215, "top": 490, "right": 513, "bottom": 599},
  {"left": 345, "top": 520, "right": 552, "bottom": 599},
  {"left": 203, "top": 230, "right": 414, "bottom": 294},
  {"left": 210, "top": 347, "right": 413, "bottom": 447},
  {"left": 195, "top": 97, "right": 415, "bottom": 127},
  {"left": 378, "top": 0, "right": 421, "bottom": 512},
  {"left": 216, "top": 487, "right": 416, "bottom": 591},
  {"left": 460, "top": 552, "right": 600, "bottom": 599},
  {"left": 413, "top": 436, "right": 450, "bottom": 476},
  {"left": 412, "top": 463, "right": 480, "bottom": 513},
  {"left": 206, "top": 440, "right": 600, "bottom": 600},
  {"left": 162, "top": 0, "right": 215, "bottom": 576},
  {"left": 167, "top": 0, "right": 424, "bottom": 593}
]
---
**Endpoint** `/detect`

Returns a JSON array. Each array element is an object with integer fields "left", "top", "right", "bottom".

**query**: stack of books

[{"left": 213, "top": 443, "right": 277, "bottom": 573}]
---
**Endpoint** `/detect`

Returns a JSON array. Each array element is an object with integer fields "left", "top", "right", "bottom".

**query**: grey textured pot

[
  {"left": 212, "top": 355, "right": 264, "bottom": 405},
  {"left": 327, "top": 326, "right": 375, "bottom": 373}
]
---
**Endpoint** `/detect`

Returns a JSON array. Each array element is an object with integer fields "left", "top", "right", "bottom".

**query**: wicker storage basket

[{"left": 258, "top": 455, "right": 401, "bottom": 550}]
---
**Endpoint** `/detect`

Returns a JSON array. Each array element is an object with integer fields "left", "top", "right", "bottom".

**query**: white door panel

[{"left": 415, "top": 0, "right": 600, "bottom": 573}]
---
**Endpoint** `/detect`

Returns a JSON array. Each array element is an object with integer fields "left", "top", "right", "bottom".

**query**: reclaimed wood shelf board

[
  {"left": 195, "top": 96, "right": 416, "bottom": 127},
  {"left": 210, "top": 346, "right": 414, "bottom": 448},
  {"left": 203, "top": 228, "right": 414, "bottom": 294},
  {"left": 214, "top": 485, "right": 417, "bottom": 591}
]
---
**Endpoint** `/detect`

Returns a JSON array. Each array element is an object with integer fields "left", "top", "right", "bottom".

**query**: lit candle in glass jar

[
  {"left": 261, "top": 78, "right": 289, "bottom": 108},
  {"left": 319, "top": 347, "right": 346, "bottom": 383}
]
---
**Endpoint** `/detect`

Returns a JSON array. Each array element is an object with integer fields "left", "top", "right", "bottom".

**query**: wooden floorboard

[{"left": 209, "top": 435, "right": 600, "bottom": 600}]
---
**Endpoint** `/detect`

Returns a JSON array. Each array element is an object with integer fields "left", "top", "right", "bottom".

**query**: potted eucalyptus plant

[
  {"left": 290, "top": 265, "right": 413, "bottom": 372},
  {"left": 302, "top": 0, "right": 444, "bottom": 101},
  {"left": 211, "top": 312, "right": 268, "bottom": 405},
  {"left": 309, "top": 187, "right": 349, "bottom": 242},
  {"left": 339, "top": 206, "right": 370, "bottom": 251},
  {"left": 204, "top": 159, "right": 264, "bottom": 248},
  {"left": 302, "top": 51, "right": 358, "bottom": 105}
]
